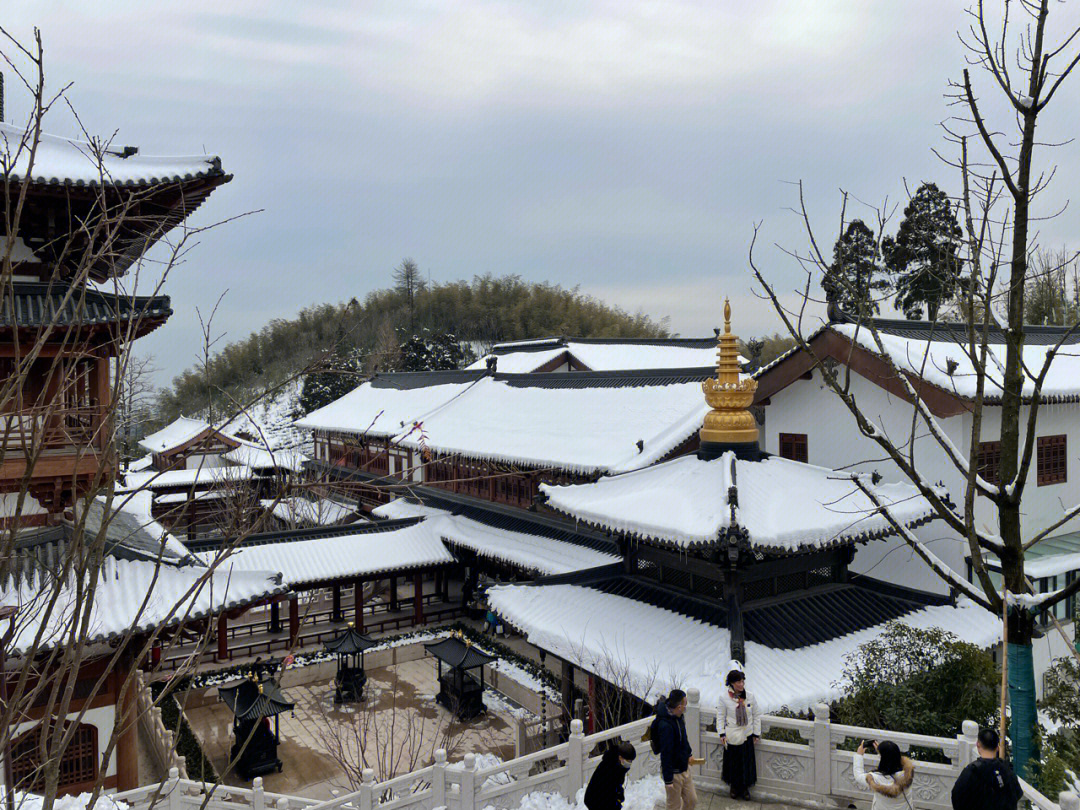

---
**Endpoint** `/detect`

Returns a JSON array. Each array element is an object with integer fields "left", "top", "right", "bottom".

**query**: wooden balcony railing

[{"left": 0, "top": 406, "right": 107, "bottom": 452}]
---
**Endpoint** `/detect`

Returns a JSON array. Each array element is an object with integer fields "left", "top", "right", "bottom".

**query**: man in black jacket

[
  {"left": 951, "top": 728, "right": 1023, "bottom": 810},
  {"left": 583, "top": 742, "right": 636, "bottom": 810},
  {"left": 655, "top": 690, "right": 696, "bottom": 810}
]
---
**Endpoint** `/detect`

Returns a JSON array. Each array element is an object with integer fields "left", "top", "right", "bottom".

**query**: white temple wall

[
  {"left": 12, "top": 704, "right": 117, "bottom": 780},
  {"left": 764, "top": 369, "right": 1080, "bottom": 595}
]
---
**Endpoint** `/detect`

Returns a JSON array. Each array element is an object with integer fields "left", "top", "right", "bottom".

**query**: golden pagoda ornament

[{"left": 699, "top": 299, "right": 759, "bottom": 448}]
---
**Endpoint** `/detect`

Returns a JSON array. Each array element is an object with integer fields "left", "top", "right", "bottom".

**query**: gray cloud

[{"left": 3, "top": 1, "right": 1079, "bottom": 385}]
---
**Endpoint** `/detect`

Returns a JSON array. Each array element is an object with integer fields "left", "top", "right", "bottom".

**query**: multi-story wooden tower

[{"left": 0, "top": 119, "right": 230, "bottom": 527}]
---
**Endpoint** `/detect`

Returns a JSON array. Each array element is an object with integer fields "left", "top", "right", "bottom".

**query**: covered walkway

[{"left": 169, "top": 518, "right": 463, "bottom": 666}]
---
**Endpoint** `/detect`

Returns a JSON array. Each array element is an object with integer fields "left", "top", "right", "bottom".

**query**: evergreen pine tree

[
  {"left": 393, "top": 330, "right": 468, "bottom": 372},
  {"left": 298, "top": 347, "right": 364, "bottom": 414},
  {"left": 884, "top": 183, "right": 964, "bottom": 320},
  {"left": 822, "top": 219, "right": 890, "bottom": 317}
]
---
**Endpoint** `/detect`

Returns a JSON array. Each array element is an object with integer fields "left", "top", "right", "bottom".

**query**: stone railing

[
  {"left": 134, "top": 671, "right": 187, "bottom": 779},
  {"left": 113, "top": 688, "right": 1077, "bottom": 810}
]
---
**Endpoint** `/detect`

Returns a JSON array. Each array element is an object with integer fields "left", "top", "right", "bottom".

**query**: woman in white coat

[
  {"left": 717, "top": 665, "right": 760, "bottom": 800},
  {"left": 853, "top": 740, "right": 915, "bottom": 809}
]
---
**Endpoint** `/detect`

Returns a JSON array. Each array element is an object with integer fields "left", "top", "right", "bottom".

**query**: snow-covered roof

[
  {"left": 833, "top": 323, "right": 1080, "bottom": 402},
  {"left": 298, "top": 370, "right": 712, "bottom": 475},
  {"left": 155, "top": 489, "right": 232, "bottom": 505},
  {"left": 487, "top": 583, "right": 999, "bottom": 712},
  {"left": 2, "top": 547, "right": 284, "bottom": 655},
  {"left": 138, "top": 417, "right": 219, "bottom": 453},
  {"left": 198, "top": 518, "right": 454, "bottom": 587},
  {"left": 123, "top": 455, "right": 154, "bottom": 473},
  {"left": 90, "top": 490, "right": 193, "bottom": 562},
  {"left": 756, "top": 317, "right": 1080, "bottom": 405},
  {"left": 0, "top": 122, "right": 224, "bottom": 187},
  {"left": 982, "top": 531, "right": 1080, "bottom": 579},
  {"left": 540, "top": 451, "right": 937, "bottom": 552},
  {"left": 296, "top": 376, "right": 482, "bottom": 439},
  {"left": 392, "top": 376, "right": 709, "bottom": 475},
  {"left": 467, "top": 347, "right": 569, "bottom": 373},
  {"left": 119, "top": 464, "right": 257, "bottom": 491},
  {"left": 374, "top": 499, "right": 619, "bottom": 576},
  {"left": 467, "top": 337, "right": 731, "bottom": 373},
  {"left": 264, "top": 496, "right": 357, "bottom": 527},
  {"left": 225, "top": 442, "right": 307, "bottom": 472}
]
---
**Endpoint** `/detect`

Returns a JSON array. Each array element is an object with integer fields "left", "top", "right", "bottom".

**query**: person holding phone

[
  {"left": 853, "top": 739, "right": 915, "bottom": 809},
  {"left": 717, "top": 665, "right": 761, "bottom": 800}
]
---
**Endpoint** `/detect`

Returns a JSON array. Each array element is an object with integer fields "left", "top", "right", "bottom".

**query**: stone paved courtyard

[{"left": 186, "top": 657, "right": 519, "bottom": 800}]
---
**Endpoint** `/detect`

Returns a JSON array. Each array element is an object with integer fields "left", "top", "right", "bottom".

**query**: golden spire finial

[{"left": 700, "top": 298, "right": 759, "bottom": 448}]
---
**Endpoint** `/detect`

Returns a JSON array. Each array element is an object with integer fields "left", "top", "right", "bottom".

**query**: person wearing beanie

[{"left": 718, "top": 664, "right": 761, "bottom": 800}]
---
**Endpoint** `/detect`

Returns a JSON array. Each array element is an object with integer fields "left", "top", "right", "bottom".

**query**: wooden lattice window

[
  {"left": 977, "top": 441, "right": 1002, "bottom": 486},
  {"left": 1038, "top": 435, "right": 1067, "bottom": 486},
  {"left": 11, "top": 721, "right": 98, "bottom": 793},
  {"left": 779, "top": 433, "right": 808, "bottom": 463}
]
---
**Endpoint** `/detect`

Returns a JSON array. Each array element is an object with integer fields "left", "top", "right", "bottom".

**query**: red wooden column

[
  {"left": 217, "top": 614, "right": 229, "bottom": 661},
  {"left": 354, "top": 578, "right": 365, "bottom": 632},
  {"left": 115, "top": 648, "right": 139, "bottom": 791},
  {"left": 331, "top": 584, "right": 342, "bottom": 622},
  {"left": 288, "top": 595, "right": 300, "bottom": 647},
  {"left": 413, "top": 571, "right": 425, "bottom": 625}
]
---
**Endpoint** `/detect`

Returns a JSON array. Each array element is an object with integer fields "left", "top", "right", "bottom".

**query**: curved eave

[
  {"left": 543, "top": 500, "right": 939, "bottom": 557},
  {"left": 9, "top": 172, "right": 232, "bottom": 283},
  {"left": 8, "top": 162, "right": 228, "bottom": 188},
  {"left": 283, "top": 558, "right": 452, "bottom": 589},
  {"left": 6, "top": 310, "right": 174, "bottom": 345}
]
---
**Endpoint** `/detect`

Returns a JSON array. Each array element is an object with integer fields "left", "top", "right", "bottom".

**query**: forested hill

[{"left": 157, "top": 273, "right": 669, "bottom": 424}]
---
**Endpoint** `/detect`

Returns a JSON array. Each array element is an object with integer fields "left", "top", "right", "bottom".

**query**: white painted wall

[
  {"left": 764, "top": 369, "right": 1080, "bottom": 567},
  {"left": 0, "top": 492, "right": 46, "bottom": 519},
  {"left": 11, "top": 704, "right": 117, "bottom": 779},
  {"left": 764, "top": 370, "right": 970, "bottom": 596},
  {"left": 185, "top": 453, "right": 228, "bottom": 470}
]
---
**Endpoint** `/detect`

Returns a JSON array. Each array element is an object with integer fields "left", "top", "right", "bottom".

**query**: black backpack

[
  {"left": 978, "top": 760, "right": 1022, "bottom": 810},
  {"left": 644, "top": 715, "right": 662, "bottom": 755}
]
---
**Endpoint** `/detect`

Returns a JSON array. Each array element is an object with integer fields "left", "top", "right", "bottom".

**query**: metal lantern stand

[
  {"left": 218, "top": 674, "right": 294, "bottom": 780},
  {"left": 424, "top": 634, "right": 496, "bottom": 721},
  {"left": 324, "top": 624, "right": 376, "bottom": 703}
]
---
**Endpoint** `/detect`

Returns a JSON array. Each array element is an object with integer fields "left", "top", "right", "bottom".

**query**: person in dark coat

[
  {"left": 951, "top": 728, "right": 1023, "bottom": 810},
  {"left": 584, "top": 741, "right": 636, "bottom": 810},
  {"left": 655, "top": 689, "right": 696, "bottom": 810}
]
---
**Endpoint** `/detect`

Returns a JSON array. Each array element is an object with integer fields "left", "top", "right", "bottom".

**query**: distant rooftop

[{"left": 467, "top": 336, "right": 738, "bottom": 374}]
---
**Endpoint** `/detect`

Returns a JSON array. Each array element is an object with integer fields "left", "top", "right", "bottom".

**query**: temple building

[
  {"left": 466, "top": 336, "right": 742, "bottom": 374},
  {"left": 0, "top": 120, "right": 229, "bottom": 528},
  {"left": 0, "top": 115, "right": 287, "bottom": 796},
  {"left": 752, "top": 307, "right": 1080, "bottom": 696},
  {"left": 485, "top": 302, "right": 1000, "bottom": 713}
]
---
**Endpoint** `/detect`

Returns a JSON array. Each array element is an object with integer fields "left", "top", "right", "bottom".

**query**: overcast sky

[{"left": 5, "top": 1, "right": 1080, "bottom": 385}]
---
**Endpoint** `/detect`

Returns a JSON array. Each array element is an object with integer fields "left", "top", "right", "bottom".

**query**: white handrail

[{"left": 112, "top": 694, "right": 1069, "bottom": 810}]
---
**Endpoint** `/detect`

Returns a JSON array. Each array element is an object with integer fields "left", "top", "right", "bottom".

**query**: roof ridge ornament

[{"left": 699, "top": 299, "right": 760, "bottom": 458}]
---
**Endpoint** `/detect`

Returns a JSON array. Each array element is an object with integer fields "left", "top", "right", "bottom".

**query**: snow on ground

[
  {"left": 12, "top": 793, "right": 128, "bottom": 810},
  {"left": 480, "top": 774, "right": 665, "bottom": 810},
  {"left": 224, "top": 379, "right": 311, "bottom": 452}
]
